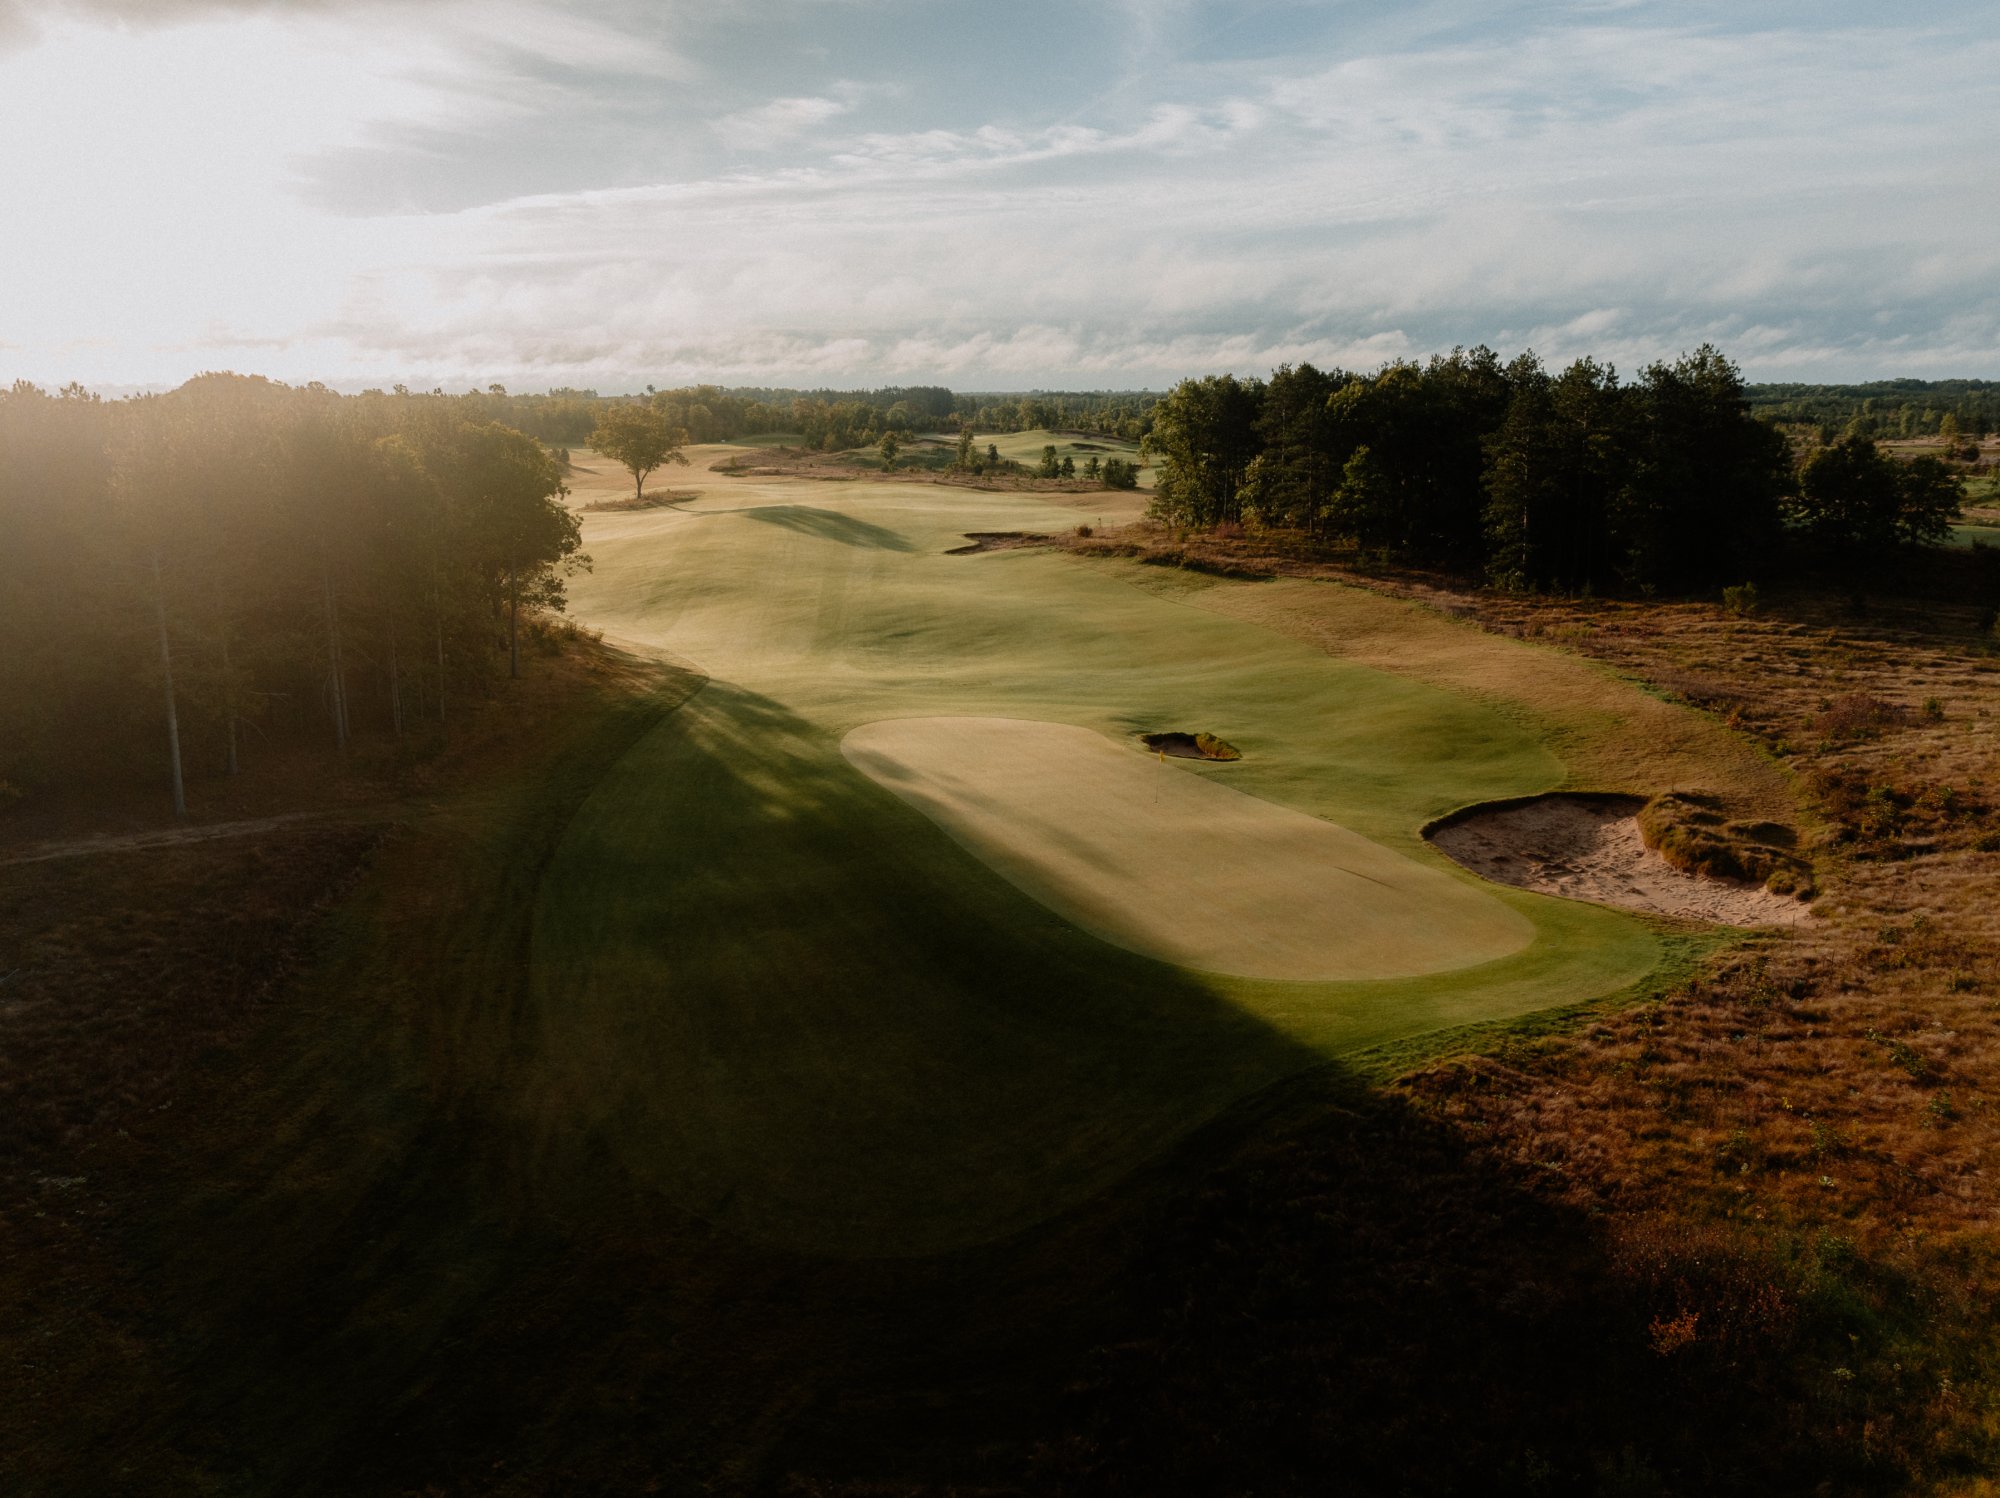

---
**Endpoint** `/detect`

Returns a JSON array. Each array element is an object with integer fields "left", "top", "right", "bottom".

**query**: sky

[{"left": 1, "top": 0, "right": 1996, "bottom": 392}]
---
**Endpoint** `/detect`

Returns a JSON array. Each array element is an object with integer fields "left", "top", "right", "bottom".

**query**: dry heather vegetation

[
  {"left": 1636, "top": 790, "right": 1816, "bottom": 895},
  {"left": 1052, "top": 519, "right": 2000, "bottom": 1488}
]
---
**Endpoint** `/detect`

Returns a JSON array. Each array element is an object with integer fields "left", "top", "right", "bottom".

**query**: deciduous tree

[{"left": 590, "top": 402, "right": 687, "bottom": 501}]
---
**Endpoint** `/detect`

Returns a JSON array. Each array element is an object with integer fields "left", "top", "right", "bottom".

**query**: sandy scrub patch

[
  {"left": 841, "top": 716, "right": 1534, "bottom": 982},
  {"left": 1428, "top": 794, "right": 1811, "bottom": 927}
]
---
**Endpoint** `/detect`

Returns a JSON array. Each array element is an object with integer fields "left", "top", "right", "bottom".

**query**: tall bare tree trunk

[
  {"left": 389, "top": 635, "right": 403, "bottom": 737},
  {"left": 432, "top": 565, "right": 447, "bottom": 725},
  {"left": 219, "top": 624, "right": 239, "bottom": 776},
  {"left": 152, "top": 551, "right": 187, "bottom": 818},
  {"left": 508, "top": 566, "right": 520, "bottom": 680},
  {"left": 322, "top": 569, "right": 349, "bottom": 750}
]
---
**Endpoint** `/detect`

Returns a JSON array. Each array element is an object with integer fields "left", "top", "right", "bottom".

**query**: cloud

[
  {"left": 0, "top": 0, "right": 446, "bottom": 51},
  {"left": 2, "top": 1, "right": 1997, "bottom": 388},
  {"left": 717, "top": 93, "right": 851, "bottom": 151}
]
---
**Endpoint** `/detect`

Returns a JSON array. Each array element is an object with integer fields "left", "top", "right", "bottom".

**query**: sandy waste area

[{"left": 1429, "top": 795, "right": 1811, "bottom": 926}]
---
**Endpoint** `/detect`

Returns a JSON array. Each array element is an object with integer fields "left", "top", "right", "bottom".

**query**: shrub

[
  {"left": 1638, "top": 792, "right": 1814, "bottom": 894},
  {"left": 1812, "top": 693, "right": 1907, "bottom": 741},
  {"left": 1722, "top": 582, "right": 1759, "bottom": 616}
]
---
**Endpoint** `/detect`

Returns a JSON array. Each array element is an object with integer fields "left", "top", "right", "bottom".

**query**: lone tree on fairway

[{"left": 591, "top": 402, "right": 687, "bottom": 501}]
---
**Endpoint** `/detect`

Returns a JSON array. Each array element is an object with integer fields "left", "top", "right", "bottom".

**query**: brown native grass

[{"left": 1048, "top": 518, "right": 2000, "bottom": 1486}]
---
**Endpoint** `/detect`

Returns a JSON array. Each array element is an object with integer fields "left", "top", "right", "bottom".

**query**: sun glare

[{"left": 0, "top": 16, "right": 443, "bottom": 381}]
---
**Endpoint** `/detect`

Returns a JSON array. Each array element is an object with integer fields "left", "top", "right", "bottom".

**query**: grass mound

[
  {"left": 1141, "top": 730, "right": 1242, "bottom": 761},
  {"left": 1637, "top": 791, "right": 1814, "bottom": 896}
]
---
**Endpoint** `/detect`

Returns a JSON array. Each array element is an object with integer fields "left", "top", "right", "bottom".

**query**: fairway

[
  {"left": 541, "top": 459, "right": 1698, "bottom": 1251},
  {"left": 842, "top": 715, "right": 1532, "bottom": 981},
  {"left": 979, "top": 426, "right": 1152, "bottom": 483}
]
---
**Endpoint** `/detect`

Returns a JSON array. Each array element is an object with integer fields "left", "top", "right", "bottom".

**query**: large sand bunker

[
  {"left": 1427, "top": 794, "right": 1811, "bottom": 927},
  {"left": 841, "top": 716, "right": 1534, "bottom": 982}
]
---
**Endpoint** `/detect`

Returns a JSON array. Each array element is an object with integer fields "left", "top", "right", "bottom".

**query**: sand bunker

[
  {"left": 1427, "top": 794, "right": 1811, "bottom": 927},
  {"left": 1140, "top": 731, "right": 1241, "bottom": 761},
  {"left": 841, "top": 716, "right": 1534, "bottom": 982},
  {"left": 945, "top": 532, "right": 1051, "bottom": 555}
]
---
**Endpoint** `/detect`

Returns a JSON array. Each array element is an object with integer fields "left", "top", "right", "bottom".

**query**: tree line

[
  {"left": 1143, "top": 346, "right": 1964, "bottom": 594},
  {"left": 344, "top": 375, "right": 2000, "bottom": 464},
  {"left": 1746, "top": 380, "right": 1998, "bottom": 445},
  {"left": 336, "top": 382, "right": 1166, "bottom": 453},
  {"left": 953, "top": 393, "right": 1160, "bottom": 441},
  {"left": 1, "top": 374, "right": 585, "bottom": 812}
]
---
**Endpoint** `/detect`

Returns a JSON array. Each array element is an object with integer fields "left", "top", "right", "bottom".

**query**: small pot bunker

[{"left": 1139, "top": 731, "right": 1242, "bottom": 761}]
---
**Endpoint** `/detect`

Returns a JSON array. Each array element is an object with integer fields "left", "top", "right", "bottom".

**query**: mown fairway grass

[{"left": 546, "top": 469, "right": 1687, "bottom": 1252}]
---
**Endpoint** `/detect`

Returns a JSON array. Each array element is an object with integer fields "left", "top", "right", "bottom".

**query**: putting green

[
  {"left": 534, "top": 466, "right": 1682, "bottom": 1252},
  {"left": 842, "top": 715, "right": 1533, "bottom": 982}
]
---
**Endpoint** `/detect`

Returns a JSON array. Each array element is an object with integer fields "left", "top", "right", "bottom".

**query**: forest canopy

[
  {"left": 0, "top": 375, "right": 583, "bottom": 810},
  {"left": 1141, "top": 345, "right": 1966, "bottom": 595}
]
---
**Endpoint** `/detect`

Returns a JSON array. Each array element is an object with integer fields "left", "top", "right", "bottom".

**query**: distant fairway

[
  {"left": 517, "top": 459, "right": 1726, "bottom": 1253},
  {"left": 978, "top": 426, "right": 1151, "bottom": 482}
]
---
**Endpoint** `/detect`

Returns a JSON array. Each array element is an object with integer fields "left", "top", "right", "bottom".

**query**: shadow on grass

[
  {"left": 526, "top": 679, "right": 1319, "bottom": 1255},
  {"left": 44, "top": 673, "right": 1906, "bottom": 1497},
  {"left": 741, "top": 503, "right": 917, "bottom": 551}
]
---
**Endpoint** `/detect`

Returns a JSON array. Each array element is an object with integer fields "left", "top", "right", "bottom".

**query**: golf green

[{"left": 542, "top": 473, "right": 1670, "bottom": 1252}]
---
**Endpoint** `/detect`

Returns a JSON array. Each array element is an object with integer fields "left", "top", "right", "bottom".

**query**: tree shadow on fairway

[
  {"left": 740, "top": 503, "right": 917, "bottom": 551},
  {"left": 58, "top": 672, "right": 1891, "bottom": 1498},
  {"left": 527, "top": 677, "right": 1322, "bottom": 1255}
]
